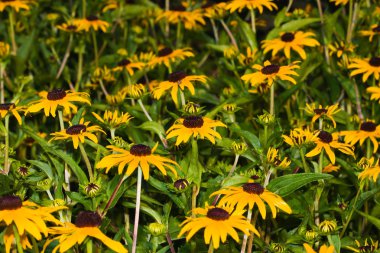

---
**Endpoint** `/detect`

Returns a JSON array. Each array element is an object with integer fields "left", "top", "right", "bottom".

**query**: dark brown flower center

[
  {"left": 242, "top": 183, "right": 264, "bottom": 195},
  {"left": 75, "top": 211, "right": 102, "bottom": 227},
  {"left": 274, "top": 158, "right": 282, "bottom": 166},
  {"left": 117, "top": 59, "right": 131, "bottom": 67},
  {"left": 183, "top": 116, "right": 204, "bottom": 128},
  {"left": 158, "top": 47, "right": 173, "bottom": 57},
  {"left": 261, "top": 64, "right": 280, "bottom": 75},
  {"left": 130, "top": 144, "right": 152, "bottom": 156},
  {"left": 85, "top": 183, "right": 100, "bottom": 192},
  {"left": 206, "top": 207, "right": 230, "bottom": 221},
  {"left": 18, "top": 166, "right": 29, "bottom": 176},
  {"left": 168, "top": 71, "right": 186, "bottom": 82},
  {"left": 0, "top": 196, "right": 22, "bottom": 210},
  {"left": 281, "top": 32, "right": 295, "bottom": 42},
  {"left": 369, "top": 57, "right": 380, "bottom": 67},
  {"left": 86, "top": 15, "right": 99, "bottom": 21},
  {"left": 201, "top": 2, "right": 215, "bottom": 8},
  {"left": 318, "top": 130, "right": 333, "bottom": 143},
  {"left": 174, "top": 179, "right": 189, "bottom": 190},
  {"left": 372, "top": 25, "right": 380, "bottom": 32},
  {"left": 1, "top": 0, "right": 15, "bottom": 2},
  {"left": 0, "top": 103, "right": 15, "bottom": 111},
  {"left": 314, "top": 108, "right": 327, "bottom": 115},
  {"left": 360, "top": 121, "right": 377, "bottom": 132},
  {"left": 47, "top": 88, "right": 67, "bottom": 101},
  {"left": 171, "top": 5, "right": 186, "bottom": 11},
  {"left": 67, "top": 25, "right": 78, "bottom": 30},
  {"left": 66, "top": 124, "right": 87, "bottom": 135}
]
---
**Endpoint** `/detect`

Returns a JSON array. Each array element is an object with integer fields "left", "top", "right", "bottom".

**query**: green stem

[
  {"left": 58, "top": 110, "right": 65, "bottom": 131},
  {"left": 346, "top": 0, "right": 354, "bottom": 43},
  {"left": 76, "top": 47, "right": 83, "bottom": 88},
  {"left": 210, "top": 19, "right": 219, "bottom": 43},
  {"left": 176, "top": 20, "right": 182, "bottom": 47},
  {"left": 0, "top": 63, "right": 4, "bottom": 104},
  {"left": 250, "top": 9, "right": 256, "bottom": 33},
  {"left": 8, "top": 10, "right": 17, "bottom": 55},
  {"left": 132, "top": 167, "right": 143, "bottom": 253},
  {"left": 241, "top": 208, "right": 253, "bottom": 253},
  {"left": 366, "top": 138, "right": 371, "bottom": 158},
  {"left": 110, "top": 128, "right": 116, "bottom": 140},
  {"left": 101, "top": 174, "right": 127, "bottom": 217},
  {"left": 179, "top": 90, "right": 186, "bottom": 108},
  {"left": 12, "top": 224, "right": 24, "bottom": 253},
  {"left": 208, "top": 241, "right": 214, "bottom": 253},
  {"left": 299, "top": 148, "right": 310, "bottom": 173},
  {"left": 82, "top": 0, "right": 86, "bottom": 18},
  {"left": 92, "top": 30, "right": 99, "bottom": 67},
  {"left": 98, "top": 79, "right": 109, "bottom": 96},
  {"left": 219, "top": 19, "right": 238, "bottom": 48},
  {"left": 4, "top": 115, "right": 9, "bottom": 174},
  {"left": 56, "top": 34, "right": 73, "bottom": 79},
  {"left": 270, "top": 83, "right": 275, "bottom": 115},
  {"left": 340, "top": 185, "right": 362, "bottom": 237},
  {"left": 263, "top": 125, "right": 268, "bottom": 149},
  {"left": 86, "top": 239, "right": 93, "bottom": 253},
  {"left": 79, "top": 142, "right": 93, "bottom": 181}
]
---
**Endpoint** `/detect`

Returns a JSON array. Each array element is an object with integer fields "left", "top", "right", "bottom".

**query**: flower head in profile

[
  {"left": 50, "top": 118, "right": 104, "bottom": 149},
  {"left": 156, "top": 5, "right": 205, "bottom": 30},
  {"left": 318, "top": 219, "right": 337, "bottom": 233},
  {"left": 0, "top": 41, "right": 10, "bottom": 58},
  {"left": 282, "top": 127, "right": 318, "bottom": 148},
  {"left": 306, "top": 130, "right": 354, "bottom": 164},
  {"left": 330, "top": 0, "right": 348, "bottom": 6},
  {"left": 359, "top": 24, "right": 380, "bottom": 42},
  {"left": 0, "top": 195, "right": 65, "bottom": 253},
  {"left": 201, "top": 1, "right": 227, "bottom": 19},
  {"left": 225, "top": 0, "right": 278, "bottom": 14},
  {"left": 346, "top": 238, "right": 379, "bottom": 252},
  {"left": 211, "top": 182, "right": 292, "bottom": 219},
  {"left": 238, "top": 47, "right": 258, "bottom": 67},
  {"left": 166, "top": 116, "right": 226, "bottom": 145},
  {"left": 120, "top": 83, "right": 146, "bottom": 99},
  {"left": 305, "top": 103, "right": 341, "bottom": 128},
  {"left": 339, "top": 121, "right": 380, "bottom": 154},
  {"left": 73, "top": 15, "right": 110, "bottom": 32},
  {"left": 304, "top": 243, "right": 335, "bottom": 253},
  {"left": 357, "top": 157, "right": 380, "bottom": 182},
  {"left": 92, "top": 110, "right": 132, "bottom": 130},
  {"left": 266, "top": 147, "right": 291, "bottom": 169},
  {"left": 96, "top": 143, "right": 179, "bottom": 180},
  {"left": 241, "top": 60, "right": 299, "bottom": 87},
  {"left": 348, "top": 57, "right": 380, "bottom": 82},
  {"left": 112, "top": 58, "right": 145, "bottom": 76},
  {"left": 106, "top": 90, "right": 126, "bottom": 105},
  {"left": 26, "top": 89, "right": 91, "bottom": 117},
  {"left": 148, "top": 47, "right": 194, "bottom": 69},
  {"left": 56, "top": 22, "right": 81, "bottom": 33},
  {"left": 0, "top": 102, "right": 24, "bottom": 125},
  {"left": 262, "top": 31, "right": 320, "bottom": 60},
  {"left": 366, "top": 86, "right": 380, "bottom": 103},
  {"left": 152, "top": 71, "right": 207, "bottom": 106},
  {"left": 0, "top": 0, "right": 30, "bottom": 12},
  {"left": 178, "top": 204, "right": 259, "bottom": 249},
  {"left": 328, "top": 41, "right": 355, "bottom": 58},
  {"left": 44, "top": 211, "right": 127, "bottom": 253}
]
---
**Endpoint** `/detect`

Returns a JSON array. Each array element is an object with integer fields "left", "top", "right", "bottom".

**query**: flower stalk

[
  {"left": 79, "top": 142, "right": 94, "bottom": 181},
  {"left": 132, "top": 167, "right": 143, "bottom": 253}
]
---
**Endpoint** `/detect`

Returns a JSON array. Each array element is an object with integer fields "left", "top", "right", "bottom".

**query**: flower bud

[{"left": 147, "top": 222, "right": 166, "bottom": 237}]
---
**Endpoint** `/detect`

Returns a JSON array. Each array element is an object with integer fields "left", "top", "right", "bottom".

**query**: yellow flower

[
  {"left": 305, "top": 131, "right": 354, "bottom": 164},
  {"left": 178, "top": 204, "right": 259, "bottom": 249},
  {"left": 359, "top": 24, "right": 380, "bottom": 42},
  {"left": 152, "top": 71, "right": 207, "bottom": 106},
  {"left": 303, "top": 243, "right": 335, "bottom": 253},
  {"left": 241, "top": 60, "right": 299, "bottom": 87},
  {"left": 318, "top": 219, "right": 337, "bottom": 233},
  {"left": 56, "top": 22, "right": 81, "bottom": 33},
  {"left": 106, "top": 90, "right": 126, "bottom": 105},
  {"left": 328, "top": 41, "right": 355, "bottom": 58},
  {"left": 201, "top": 2, "right": 227, "bottom": 19},
  {"left": 0, "top": 0, "right": 30, "bottom": 12},
  {"left": 112, "top": 59, "right": 145, "bottom": 75},
  {"left": 211, "top": 182, "right": 292, "bottom": 219},
  {"left": 50, "top": 118, "right": 104, "bottom": 149},
  {"left": 346, "top": 238, "right": 379, "bottom": 252},
  {"left": 329, "top": 0, "right": 348, "bottom": 6},
  {"left": 322, "top": 163, "right": 340, "bottom": 173},
  {"left": 262, "top": 31, "right": 320, "bottom": 60},
  {"left": 121, "top": 83, "right": 146, "bottom": 99},
  {"left": 223, "top": 45, "right": 239, "bottom": 59},
  {"left": 148, "top": 47, "right": 194, "bottom": 69},
  {"left": 358, "top": 157, "right": 380, "bottom": 182},
  {"left": 238, "top": 47, "right": 258, "bottom": 66},
  {"left": 156, "top": 5, "right": 206, "bottom": 30},
  {"left": 166, "top": 116, "right": 226, "bottom": 145},
  {"left": 339, "top": 121, "right": 380, "bottom": 153},
  {"left": 266, "top": 147, "right": 291, "bottom": 169},
  {"left": 366, "top": 86, "right": 380, "bottom": 103},
  {"left": 102, "top": 0, "right": 118, "bottom": 12},
  {"left": 92, "top": 110, "right": 132, "bottom": 129},
  {"left": 304, "top": 103, "right": 341, "bottom": 128},
  {"left": 73, "top": 15, "right": 110, "bottom": 32},
  {"left": 0, "top": 195, "right": 65, "bottom": 253},
  {"left": 348, "top": 57, "right": 380, "bottom": 82},
  {"left": 0, "top": 102, "right": 24, "bottom": 125},
  {"left": 96, "top": 143, "right": 179, "bottom": 180},
  {"left": 26, "top": 89, "right": 91, "bottom": 117},
  {"left": 44, "top": 211, "right": 127, "bottom": 253},
  {"left": 282, "top": 127, "right": 318, "bottom": 148},
  {"left": 0, "top": 41, "right": 10, "bottom": 58},
  {"left": 225, "top": 0, "right": 278, "bottom": 14}
]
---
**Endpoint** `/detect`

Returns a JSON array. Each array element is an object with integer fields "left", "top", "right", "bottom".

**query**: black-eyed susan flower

[
  {"left": 56, "top": 22, "right": 81, "bottom": 33},
  {"left": 359, "top": 24, "right": 380, "bottom": 42},
  {"left": 102, "top": 0, "right": 118, "bottom": 12},
  {"left": 106, "top": 90, "right": 126, "bottom": 105},
  {"left": 112, "top": 59, "right": 145, "bottom": 76},
  {"left": 44, "top": 211, "right": 127, "bottom": 253},
  {"left": 0, "top": 41, "right": 10, "bottom": 58},
  {"left": 305, "top": 130, "right": 354, "bottom": 164},
  {"left": 266, "top": 147, "right": 291, "bottom": 169},
  {"left": 304, "top": 243, "right": 335, "bottom": 253},
  {"left": 73, "top": 15, "right": 110, "bottom": 32},
  {"left": 0, "top": 195, "right": 65, "bottom": 253},
  {"left": 346, "top": 238, "right": 379, "bottom": 252},
  {"left": 166, "top": 116, "right": 226, "bottom": 145},
  {"left": 282, "top": 127, "right": 318, "bottom": 148},
  {"left": 238, "top": 47, "right": 258, "bottom": 66},
  {"left": 156, "top": 5, "right": 206, "bottom": 30},
  {"left": 318, "top": 219, "right": 337, "bottom": 233},
  {"left": 328, "top": 41, "right": 355, "bottom": 59},
  {"left": 121, "top": 83, "right": 146, "bottom": 99},
  {"left": 225, "top": 0, "right": 278, "bottom": 14},
  {"left": 201, "top": 1, "right": 227, "bottom": 19},
  {"left": 358, "top": 157, "right": 380, "bottom": 182},
  {"left": 211, "top": 182, "right": 292, "bottom": 219},
  {"left": 26, "top": 89, "right": 91, "bottom": 117},
  {"left": 348, "top": 57, "right": 380, "bottom": 82},
  {"left": 152, "top": 71, "right": 207, "bottom": 106},
  {"left": 178, "top": 204, "right": 259, "bottom": 249},
  {"left": 92, "top": 110, "right": 132, "bottom": 130},
  {"left": 148, "top": 47, "right": 194, "bottom": 69},
  {"left": 262, "top": 31, "right": 320, "bottom": 60},
  {"left": 340, "top": 121, "right": 380, "bottom": 153},
  {"left": 50, "top": 118, "right": 104, "bottom": 149},
  {"left": 305, "top": 103, "right": 341, "bottom": 128},
  {"left": 96, "top": 143, "right": 179, "bottom": 180},
  {"left": 241, "top": 60, "right": 299, "bottom": 87},
  {"left": 366, "top": 86, "right": 380, "bottom": 103},
  {"left": 0, "top": 0, "right": 30, "bottom": 12},
  {"left": 0, "top": 102, "right": 23, "bottom": 125},
  {"left": 330, "top": 0, "right": 348, "bottom": 6}
]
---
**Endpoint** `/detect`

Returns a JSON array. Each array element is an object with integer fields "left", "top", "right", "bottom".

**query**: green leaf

[
  {"left": 137, "top": 121, "right": 165, "bottom": 136},
  {"left": 71, "top": 106, "right": 86, "bottom": 125},
  {"left": 28, "top": 160, "right": 54, "bottom": 179},
  {"left": 356, "top": 210, "right": 380, "bottom": 229},
  {"left": 123, "top": 202, "right": 163, "bottom": 224},
  {"left": 222, "top": 175, "right": 250, "bottom": 188},
  {"left": 237, "top": 17, "right": 257, "bottom": 49},
  {"left": 266, "top": 18, "right": 320, "bottom": 40},
  {"left": 230, "top": 125, "right": 261, "bottom": 150},
  {"left": 267, "top": 173, "right": 333, "bottom": 197}
]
